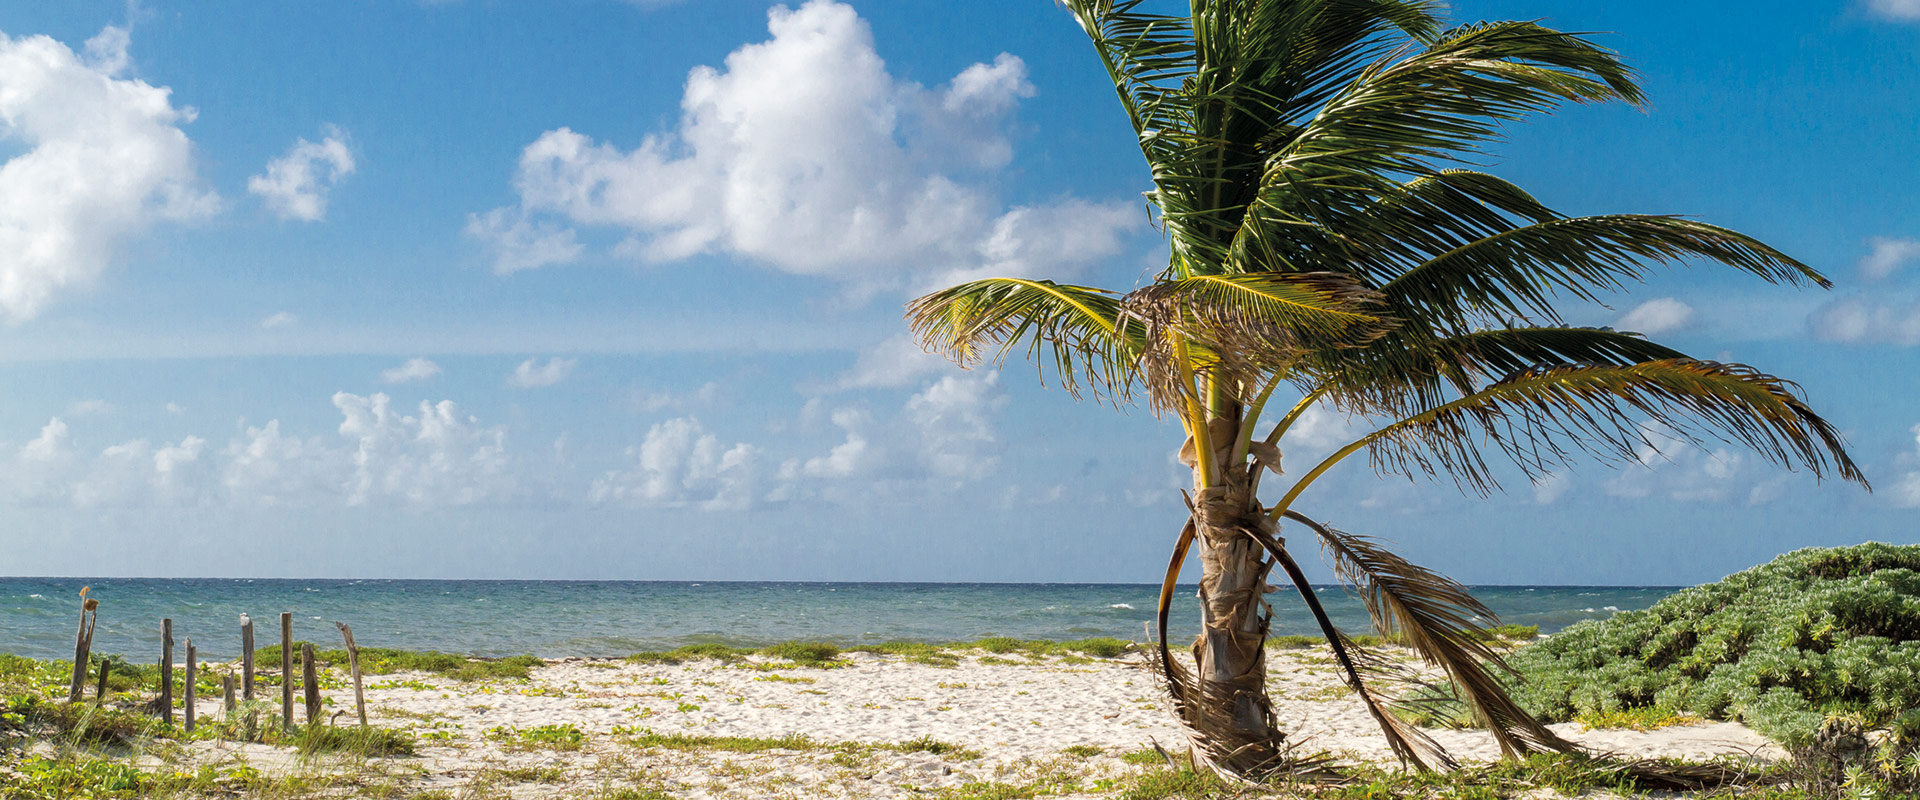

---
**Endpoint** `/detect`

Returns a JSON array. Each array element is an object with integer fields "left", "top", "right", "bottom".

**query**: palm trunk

[{"left": 1169, "top": 413, "right": 1288, "bottom": 776}]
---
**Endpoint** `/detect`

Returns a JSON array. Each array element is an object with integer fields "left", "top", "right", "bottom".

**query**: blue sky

[{"left": 0, "top": 0, "right": 1914, "bottom": 584}]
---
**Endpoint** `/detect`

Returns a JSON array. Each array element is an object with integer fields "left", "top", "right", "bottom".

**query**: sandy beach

[{"left": 44, "top": 646, "right": 1778, "bottom": 799}]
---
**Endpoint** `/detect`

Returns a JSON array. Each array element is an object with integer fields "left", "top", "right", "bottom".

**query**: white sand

[{"left": 158, "top": 649, "right": 1779, "bottom": 798}]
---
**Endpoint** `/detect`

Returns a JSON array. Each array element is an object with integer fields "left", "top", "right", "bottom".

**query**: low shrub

[{"left": 1428, "top": 543, "right": 1920, "bottom": 750}]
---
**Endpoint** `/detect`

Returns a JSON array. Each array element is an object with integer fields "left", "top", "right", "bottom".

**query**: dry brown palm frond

[
  {"left": 1118, "top": 272, "right": 1391, "bottom": 414},
  {"left": 1251, "top": 527, "right": 1457, "bottom": 771},
  {"left": 1289, "top": 512, "right": 1575, "bottom": 759}
]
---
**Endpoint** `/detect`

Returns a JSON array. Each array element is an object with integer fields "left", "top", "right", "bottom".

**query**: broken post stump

[
  {"left": 336, "top": 622, "right": 367, "bottom": 728},
  {"left": 184, "top": 639, "right": 197, "bottom": 733},
  {"left": 222, "top": 672, "right": 236, "bottom": 715},
  {"left": 160, "top": 618, "right": 174, "bottom": 726},
  {"left": 301, "top": 643, "right": 321, "bottom": 726},
  {"left": 280, "top": 612, "right": 293, "bottom": 730},
  {"left": 66, "top": 587, "right": 96, "bottom": 703},
  {"left": 241, "top": 613, "right": 255, "bottom": 702},
  {"left": 94, "top": 658, "right": 109, "bottom": 704}
]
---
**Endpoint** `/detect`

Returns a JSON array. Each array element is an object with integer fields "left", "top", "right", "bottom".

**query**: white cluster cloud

[
  {"left": 260, "top": 311, "right": 297, "bottom": 329},
  {"left": 469, "top": 0, "right": 1133, "bottom": 289},
  {"left": 1861, "top": 237, "right": 1920, "bottom": 281},
  {"left": 510, "top": 357, "right": 576, "bottom": 388},
  {"left": 835, "top": 335, "right": 951, "bottom": 390},
  {"left": 1807, "top": 236, "right": 1920, "bottom": 345},
  {"left": 382, "top": 357, "right": 443, "bottom": 384},
  {"left": 1867, "top": 0, "right": 1920, "bottom": 22},
  {"left": 1893, "top": 423, "right": 1920, "bottom": 509},
  {"left": 1809, "top": 297, "right": 1920, "bottom": 346},
  {"left": 0, "top": 393, "right": 523, "bottom": 509},
  {"left": 1604, "top": 423, "right": 1770, "bottom": 505},
  {"left": 334, "top": 393, "right": 516, "bottom": 506},
  {"left": 589, "top": 417, "right": 761, "bottom": 510},
  {"left": 248, "top": 126, "right": 355, "bottom": 222},
  {"left": 595, "top": 373, "right": 1008, "bottom": 511},
  {"left": 0, "top": 25, "right": 218, "bottom": 320},
  {"left": 1616, "top": 297, "right": 1695, "bottom": 336}
]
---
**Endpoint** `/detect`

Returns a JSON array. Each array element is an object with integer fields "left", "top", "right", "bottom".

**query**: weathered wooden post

[
  {"left": 336, "top": 622, "right": 367, "bottom": 728},
  {"left": 160, "top": 618, "right": 174, "bottom": 725},
  {"left": 184, "top": 639, "right": 197, "bottom": 733},
  {"left": 241, "top": 614, "right": 255, "bottom": 702},
  {"left": 279, "top": 612, "right": 293, "bottom": 730},
  {"left": 66, "top": 587, "right": 97, "bottom": 703},
  {"left": 93, "top": 658, "right": 109, "bottom": 704},
  {"left": 222, "top": 672, "right": 236, "bottom": 714},
  {"left": 300, "top": 643, "right": 321, "bottom": 726}
]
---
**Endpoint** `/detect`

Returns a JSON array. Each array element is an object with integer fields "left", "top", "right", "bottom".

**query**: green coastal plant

[
  {"left": 1435, "top": 543, "right": 1920, "bottom": 749},
  {"left": 908, "top": 0, "right": 1865, "bottom": 779}
]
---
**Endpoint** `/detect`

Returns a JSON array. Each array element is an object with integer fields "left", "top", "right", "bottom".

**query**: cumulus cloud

[
  {"left": 0, "top": 391, "right": 528, "bottom": 509},
  {"left": 1867, "top": 0, "right": 1920, "bottom": 21},
  {"left": 248, "top": 126, "right": 355, "bottom": 221},
  {"left": 1860, "top": 237, "right": 1920, "bottom": 281},
  {"left": 589, "top": 417, "right": 762, "bottom": 510},
  {"left": 1892, "top": 423, "right": 1920, "bottom": 509},
  {"left": 260, "top": 311, "right": 297, "bottom": 329},
  {"left": 0, "top": 25, "right": 218, "bottom": 320},
  {"left": 333, "top": 392, "right": 517, "bottom": 506},
  {"left": 1604, "top": 423, "right": 1760, "bottom": 504},
  {"left": 471, "top": 0, "right": 1133, "bottom": 288},
  {"left": 1808, "top": 297, "right": 1920, "bottom": 346},
  {"left": 904, "top": 373, "right": 1005, "bottom": 481},
  {"left": 835, "top": 335, "right": 951, "bottom": 390},
  {"left": 1616, "top": 297, "right": 1695, "bottom": 336},
  {"left": 381, "top": 357, "right": 443, "bottom": 384},
  {"left": 464, "top": 207, "right": 582, "bottom": 274},
  {"left": 509, "top": 357, "right": 576, "bottom": 388}
]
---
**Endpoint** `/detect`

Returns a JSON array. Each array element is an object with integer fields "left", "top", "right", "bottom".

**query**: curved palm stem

[
  {"left": 1172, "top": 333, "right": 1216, "bottom": 487},
  {"left": 1250, "top": 516, "right": 1453, "bottom": 770}
]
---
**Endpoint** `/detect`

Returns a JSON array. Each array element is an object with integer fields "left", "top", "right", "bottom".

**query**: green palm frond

[
  {"left": 1381, "top": 216, "right": 1827, "bottom": 331},
  {"left": 906, "top": 278, "right": 1137, "bottom": 403},
  {"left": 1234, "top": 23, "right": 1643, "bottom": 274},
  {"left": 1313, "top": 325, "right": 1690, "bottom": 418},
  {"left": 1312, "top": 359, "right": 1867, "bottom": 498}
]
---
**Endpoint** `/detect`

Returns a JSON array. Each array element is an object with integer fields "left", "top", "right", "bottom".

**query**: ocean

[{"left": 0, "top": 579, "right": 1674, "bottom": 662}]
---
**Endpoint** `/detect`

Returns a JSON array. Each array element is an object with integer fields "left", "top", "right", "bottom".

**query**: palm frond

[
  {"left": 1252, "top": 521, "right": 1457, "bottom": 769},
  {"left": 907, "top": 278, "right": 1138, "bottom": 403},
  {"left": 1118, "top": 272, "right": 1389, "bottom": 411},
  {"left": 1381, "top": 215, "right": 1828, "bottom": 331},
  {"left": 1348, "top": 359, "right": 1868, "bottom": 496},
  {"left": 1301, "top": 515, "right": 1576, "bottom": 758},
  {"left": 1311, "top": 325, "right": 1689, "bottom": 419}
]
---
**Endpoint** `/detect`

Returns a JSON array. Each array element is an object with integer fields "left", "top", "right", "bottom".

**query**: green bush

[{"left": 1481, "top": 543, "right": 1920, "bottom": 746}]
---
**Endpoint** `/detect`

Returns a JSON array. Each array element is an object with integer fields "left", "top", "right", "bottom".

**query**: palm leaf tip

[
  {"left": 906, "top": 278, "right": 1137, "bottom": 403},
  {"left": 1361, "top": 359, "right": 1868, "bottom": 496}
]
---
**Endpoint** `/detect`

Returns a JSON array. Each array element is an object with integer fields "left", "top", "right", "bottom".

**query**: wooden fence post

[
  {"left": 241, "top": 614, "right": 255, "bottom": 702},
  {"left": 280, "top": 612, "right": 293, "bottom": 730},
  {"left": 93, "top": 658, "right": 109, "bottom": 704},
  {"left": 184, "top": 639, "right": 197, "bottom": 733},
  {"left": 222, "top": 672, "right": 236, "bottom": 715},
  {"left": 160, "top": 618, "right": 174, "bottom": 726},
  {"left": 336, "top": 622, "right": 367, "bottom": 728},
  {"left": 66, "top": 587, "right": 96, "bottom": 703},
  {"left": 300, "top": 643, "right": 321, "bottom": 726}
]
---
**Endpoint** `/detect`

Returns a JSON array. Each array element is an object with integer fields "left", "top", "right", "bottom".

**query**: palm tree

[{"left": 908, "top": 0, "right": 1867, "bottom": 781}]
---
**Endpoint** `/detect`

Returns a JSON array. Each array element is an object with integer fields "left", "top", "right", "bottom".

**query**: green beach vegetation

[
  {"left": 909, "top": 0, "right": 1865, "bottom": 779},
  {"left": 1417, "top": 543, "right": 1920, "bottom": 747}
]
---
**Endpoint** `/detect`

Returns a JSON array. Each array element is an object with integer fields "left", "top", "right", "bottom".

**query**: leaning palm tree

[{"left": 909, "top": 0, "right": 1867, "bottom": 781}]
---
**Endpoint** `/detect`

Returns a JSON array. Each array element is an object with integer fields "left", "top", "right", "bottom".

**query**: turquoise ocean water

[{"left": 0, "top": 579, "right": 1674, "bottom": 661}]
